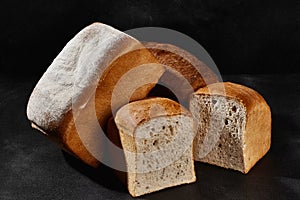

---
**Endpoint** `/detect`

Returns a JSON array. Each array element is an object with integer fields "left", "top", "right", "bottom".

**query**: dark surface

[
  {"left": 1, "top": 1, "right": 299, "bottom": 199},
  {"left": 0, "top": 74, "right": 299, "bottom": 200},
  {"left": 0, "top": 0, "right": 299, "bottom": 77}
]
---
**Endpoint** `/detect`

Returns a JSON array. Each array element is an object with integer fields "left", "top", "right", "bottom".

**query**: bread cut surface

[
  {"left": 190, "top": 82, "right": 271, "bottom": 173},
  {"left": 145, "top": 42, "right": 220, "bottom": 106},
  {"left": 114, "top": 97, "right": 196, "bottom": 197},
  {"left": 26, "top": 23, "right": 164, "bottom": 167}
]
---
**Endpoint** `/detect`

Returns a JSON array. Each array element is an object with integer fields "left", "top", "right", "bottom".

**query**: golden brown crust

[
  {"left": 115, "top": 97, "right": 191, "bottom": 135},
  {"left": 243, "top": 95, "right": 271, "bottom": 173},
  {"left": 51, "top": 48, "right": 163, "bottom": 167},
  {"left": 194, "top": 82, "right": 267, "bottom": 112},
  {"left": 106, "top": 117, "right": 128, "bottom": 185},
  {"left": 144, "top": 42, "right": 220, "bottom": 102}
]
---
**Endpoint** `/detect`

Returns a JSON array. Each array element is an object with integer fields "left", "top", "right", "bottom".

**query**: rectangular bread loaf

[
  {"left": 110, "top": 97, "right": 196, "bottom": 197},
  {"left": 27, "top": 23, "right": 165, "bottom": 167},
  {"left": 190, "top": 82, "right": 271, "bottom": 173}
]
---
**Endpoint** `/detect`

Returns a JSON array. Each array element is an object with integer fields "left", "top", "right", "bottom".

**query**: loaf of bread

[
  {"left": 145, "top": 42, "right": 220, "bottom": 106},
  {"left": 26, "top": 23, "right": 165, "bottom": 167},
  {"left": 27, "top": 22, "right": 272, "bottom": 197},
  {"left": 190, "top": 82, "right": 271, "bottom": 173},
  {"left": 111, "top": 97, "right": 196, "bottom": 197}
]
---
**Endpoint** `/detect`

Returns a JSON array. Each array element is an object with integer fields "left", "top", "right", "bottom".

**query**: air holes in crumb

[
  {"left": 212, "top": 99, "right": 217, "bottom": 105},
  {"left": 151, "top": 127, "right": 155, "bottom": 132},
  {"left": 232, "top": 106, "right": 237, "bottom": 112},
  {"left": 224, "top": 118, "right": 229, "bottom": 125},
  {"left": 153, "top": 140, "right": 158, "bottom": 146},
  {"left": 176, "top": 121, "right": 179, "bottom": 124},
  {"left": 145, "top": 186, "right": 149, "bottom": 189},
  {"left": 162, "top": 126, "right": 165, "bottom": 130},
  {"left": 169, "top": 126, "right": 174, "bottom": 135},
  {"left": 231, "top": 133, "right": 238, "bottom": 139},
  {"left": 218, "top": 143, "right": 222, "bottom": 148}
]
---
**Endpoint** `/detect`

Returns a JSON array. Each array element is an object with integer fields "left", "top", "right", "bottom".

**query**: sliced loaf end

[
  {"left": 190, "top": 82, "right": 271, "bottom": 174},
  {"left": 115, "top": 98, "right": 196, "bottom": 197}
]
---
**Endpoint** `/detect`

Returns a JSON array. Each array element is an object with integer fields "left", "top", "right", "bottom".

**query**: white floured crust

[
  {"left": 26, "top": 23, "right": 164, "bottom": 167},
  {"left": 27, "top": 22, "right": 140, "bottom": 130}
]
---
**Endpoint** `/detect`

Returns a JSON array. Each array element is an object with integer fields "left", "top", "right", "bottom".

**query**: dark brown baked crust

[{"left": 144, "top": 42, "right": 220, "bottom": 106}]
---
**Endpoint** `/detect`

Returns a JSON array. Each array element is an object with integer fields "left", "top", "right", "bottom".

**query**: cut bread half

[
  {"left": 27, "top": 23, "right": 165, "bottom": 167},
  {"left": 111, "top": 97, "right": 196, "bottom": 197},
  {"left": 190, "top": 82, "right": 271, "bottom": 174}
]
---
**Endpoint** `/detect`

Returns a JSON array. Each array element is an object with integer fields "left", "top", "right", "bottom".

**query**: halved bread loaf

[
  {"left": 190, "top": 82, "right": 271, "bottom": 173},
  {"left": 145, "top": 42, "right": 220, "bottom": 106},
  {"left": 112, "top": 97, "right": 196, "bottom": 197},
  {"left": 27, "top": 23, "right": 165, "bottom": 167}
]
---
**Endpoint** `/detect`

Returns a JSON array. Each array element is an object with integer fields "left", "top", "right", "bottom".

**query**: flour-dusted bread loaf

[
  {"left": 145, "top": 42, "right": 220, "bottom": 106},
  {"left": 26, "top": 23, "right": 165, "bottom": 167},
  {"left": 112, "top": 97, "right": 196, "bottom": 197},
  {"left": 190, "top": 82, "right": 271, "bottom": 174}
]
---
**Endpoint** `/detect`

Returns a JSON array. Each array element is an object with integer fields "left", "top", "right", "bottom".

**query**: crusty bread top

[
  {"left": 27, "top": 23, "right": 141, "bottom": 130},
  {"left": 144, "top": 42, "right": 220, "bottom": 91},
  {"left": 115, "top": 97, "right": 191, "bottom": 135},
  {"left": 193, "top": 82, "right": 269, "bottom": 111}
]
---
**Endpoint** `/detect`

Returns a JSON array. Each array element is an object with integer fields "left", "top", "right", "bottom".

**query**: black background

[
  {"left": 0, "top": 0, "right": 299, "bottom": 77},
  {"left": 0, "top": 1, "right": 300, "bottom": 200}
]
